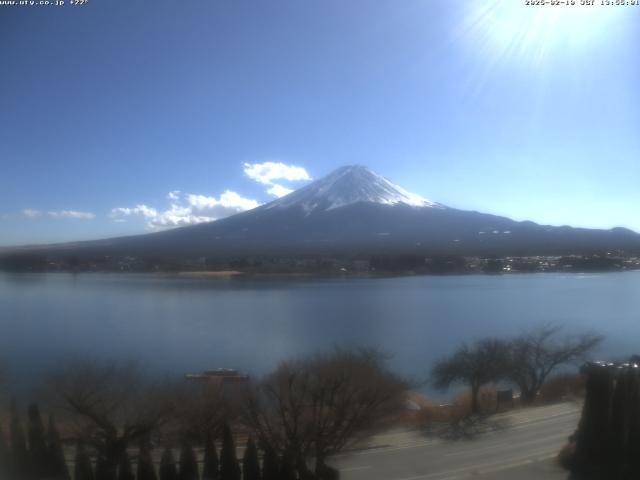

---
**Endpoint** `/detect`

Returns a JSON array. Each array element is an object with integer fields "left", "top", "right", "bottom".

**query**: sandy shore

[
  {"left": 173, "top": 270, "right": 325, "bottom": 279},
  {"left": 175, "top": 270, "right": 245, "bottom": 278}
]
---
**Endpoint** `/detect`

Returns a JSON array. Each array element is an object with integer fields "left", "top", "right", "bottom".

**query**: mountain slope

[{"left": 8, "top": 166, "right": 640, "bottom": 258}]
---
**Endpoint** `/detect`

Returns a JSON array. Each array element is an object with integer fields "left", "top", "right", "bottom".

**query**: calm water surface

[{"left": 1, "top": 271, "right": 639, "bottom": 392}]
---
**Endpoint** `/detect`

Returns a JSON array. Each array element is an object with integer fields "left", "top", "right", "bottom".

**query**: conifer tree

[
  {"left": 117, "top": 450, "right": 135, "bottom": 480},
  {"left": 261, "top": 445, "right": 279, "bottom": 480},
  {"left": 159, "top": 447, "right": 179, "bottom": 480},
  {"left": 279, "top": 449, "right": 297, "bottom": 480},
  {"left": 47, "top": 414, "right": 70, "bottom": 480},
  {"left": 202, "top": 436, "right": 219, "bottom": 480},
  {"left": 75, "top": 442, "right": 95, "bottom": 480},
  {"left": 136, "top": 440, "right": 157, "bottom": 480},
  {"left": 0, "top": 425, "right": 10, "bottom": 479},
  {"left": 242, "top": 438, "right": 260, "bottom": 480},
  {"left": 219, "top": 424, "right": 240, "bottom": 480},
  {"left": 28, "top": 404, "right": 49, "bottom": 477},
  {"left": 10, "top": 400, "right": 30, "bottom": 479},
  {"left": 178, "top": 442, "right": 199, "bottom": 480},
  {"left": 95, "top": 454, "right": 113, "bottom": 480}
]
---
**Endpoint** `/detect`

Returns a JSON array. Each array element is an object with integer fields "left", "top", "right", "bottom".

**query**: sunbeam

[{"left": 460, "top": 0, "right": 625, "bottom": 68}]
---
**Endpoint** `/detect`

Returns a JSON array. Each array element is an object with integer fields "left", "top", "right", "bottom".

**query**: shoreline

[
  {"left": 175, "top": 270, "right": 245, "bottom": 278},
  {"left": 2, "top": 268, "right": 640, "bottom": 280}
]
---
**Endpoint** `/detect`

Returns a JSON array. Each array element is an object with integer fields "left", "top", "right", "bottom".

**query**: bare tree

[
  {"left": 508, "top": 324, "right": 603, "bottom": 404},
  {"left": 243, "top": 348, "right": 407, "bottom": 479},
  {"left": 431, "top": 338, "right": 510, "bottom": 414},
  {"left": 47, "top": 359, "right": 175, "bottom": 480},
  {"left": 169, "top": 381, "right": 232, "bottom": 444}
]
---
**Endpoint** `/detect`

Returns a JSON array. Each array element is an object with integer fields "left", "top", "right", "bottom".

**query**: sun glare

[{"left": 461, "top": 0, "right": 624, "bottom": 66}]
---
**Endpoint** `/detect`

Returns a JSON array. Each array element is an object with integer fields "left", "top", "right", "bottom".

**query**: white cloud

[
  {"left": 48, "top": 210, "right": 96, "bottom": 220},
  {"left": 147, "top": 203, "right": 213, "bottom": 228},
  {"left": 109, "top": 159, "right": 307, "bottom": 229},
  {"left": 188, "top": 191, "right": 260, "bottom": 212},
  {"left": 111, "top": 191, "right": 260, "bottom": 229},
  {"left": 23, "top": 208, "right": 95, "bottom": 220},
  {"left": 267, "top": 183, "right": 294, "bottom": 198},
  {"left": 23, "top": 209, "right": 42, "bottom": 218},
  {"left": 110, "top": 205, "right": 158, "bottom": 219},
  {"left": 243, "top": 162, "right": 311, "bottom": 185}
]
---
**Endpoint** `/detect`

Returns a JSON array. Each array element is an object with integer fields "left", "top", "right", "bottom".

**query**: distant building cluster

[{"left": 2, "top": 251, "right": 639, "bottom": 275}]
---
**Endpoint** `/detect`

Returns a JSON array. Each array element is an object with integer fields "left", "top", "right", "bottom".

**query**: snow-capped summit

[{"left": 265, "top": 165, "right": 442, "bottom": 214}]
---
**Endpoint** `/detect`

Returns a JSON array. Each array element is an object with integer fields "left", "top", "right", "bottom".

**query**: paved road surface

[{"left": 331, "top": 402, "right": 580, "bottom": 480}]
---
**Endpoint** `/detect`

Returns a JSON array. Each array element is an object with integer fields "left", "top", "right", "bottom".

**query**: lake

[{"left": 1, "top": 271, "right": 639, "bottom": 395}]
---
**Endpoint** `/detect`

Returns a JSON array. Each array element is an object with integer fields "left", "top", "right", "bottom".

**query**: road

[{"left": 331, "top": 402, "right": 581, "bottom": 480}]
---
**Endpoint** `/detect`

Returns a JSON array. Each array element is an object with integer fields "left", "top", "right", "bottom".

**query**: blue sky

[{"left": 1, "top": 0, "right": 638, "bottom": 246}]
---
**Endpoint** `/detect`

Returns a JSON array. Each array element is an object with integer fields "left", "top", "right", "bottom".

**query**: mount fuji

[{"left": 9, "top": 165, "right": 640, "bottom": 258}]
